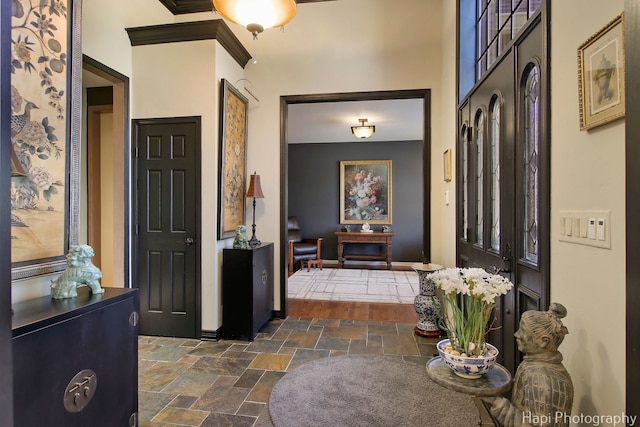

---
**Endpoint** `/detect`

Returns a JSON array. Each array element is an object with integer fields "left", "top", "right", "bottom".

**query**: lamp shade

[
  {"left": 246, "top": 172, "right": 264, "bottom": 198},
  {"left": 351, "top": 118, "right": 375, "bottom": 139},
  {"left": 213, "top": 0, "right": 296, "bottom": 35}
]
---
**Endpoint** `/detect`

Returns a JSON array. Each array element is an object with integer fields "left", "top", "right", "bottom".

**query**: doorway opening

[
  {"left": 279, "top": 89, "right": 432, "bottom": 318},
  {"left": 81, "top": 55, "right": 130, "bottom": 287}
]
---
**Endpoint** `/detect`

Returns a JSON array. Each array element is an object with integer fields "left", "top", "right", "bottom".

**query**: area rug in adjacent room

[
  {"left": 287, "top": 268, "right": 419, "bottom": 304},
  {"left": 269, "top": 354, "right": 480, "bottom": 427}
]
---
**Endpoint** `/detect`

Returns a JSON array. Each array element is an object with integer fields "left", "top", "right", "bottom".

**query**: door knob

[{"left": 178, "top": 237, "right": 195, "bottom": 246}]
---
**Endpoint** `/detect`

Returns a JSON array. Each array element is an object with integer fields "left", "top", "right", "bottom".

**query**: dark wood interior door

[
  {"left": 457, "top": 16, "right": 549, "bottom": 374},
  {"left": 134, "top": 117, "right": 201, "bottom": 338}
]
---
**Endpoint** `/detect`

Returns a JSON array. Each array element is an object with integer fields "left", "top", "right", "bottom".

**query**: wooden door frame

[
  {"left": 82, "top": 55, "right": 131, "bottom": 287},
  {"left": 626, "top": 0, "right": 640, "bottom": 417},
  {"left": 278, "top": 89, "right": 432, "bottom": 318},
  {"left": 1, "top": 0, "right": 15, "bottom": 422},
  {"left": 86, "top": 103, "right": 112, "bottom": 269}
]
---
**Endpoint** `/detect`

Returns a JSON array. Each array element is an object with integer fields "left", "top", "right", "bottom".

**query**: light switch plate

[{"left": 559, "top": 210, "right": 610, "bottom": 249}]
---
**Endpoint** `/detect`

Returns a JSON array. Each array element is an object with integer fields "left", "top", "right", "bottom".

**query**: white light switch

[
  {"left": 588, "top": 218, "right": 596, "bottom": 239},
  {"left": 597, "top": 218, "right": 606, "bottom": 241},
  {"left": 572, "top": 218, "right": 580, "bottom": 237},
  {"left": 580, "top": 218, "right": 588, "bottom": 237},
  {"left": 560, "top": 217, "right": 566, "bottom": 236}
]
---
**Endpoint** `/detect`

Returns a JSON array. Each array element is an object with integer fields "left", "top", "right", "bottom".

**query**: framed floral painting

[
  {"left": 340, "top": 160, "right": 392, "bottom": 224},
  {"left": 217, "top": 79, "right": 248, "bottom": 240},
  {"left": 10, "top": 0, "right": 82, "bottom": 279}
]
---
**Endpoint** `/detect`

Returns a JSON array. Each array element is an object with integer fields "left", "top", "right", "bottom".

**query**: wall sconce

[
  {"left": 351, "top": 118, "right": 375, "bottom": 139},
  {"left": 213, "top": 0, "right": 297, "bottom": 39}
]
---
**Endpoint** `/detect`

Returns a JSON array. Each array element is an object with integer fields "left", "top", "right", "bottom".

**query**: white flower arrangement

[{"left": 428, "top": 267, "right": 513, "bottom": 357}]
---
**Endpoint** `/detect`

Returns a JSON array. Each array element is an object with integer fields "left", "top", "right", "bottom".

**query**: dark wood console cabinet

[
  {"left": 11, "top": 287, "right": 139, "bottom": 427},
  {"left": 222, "top": 243, "right": 274, "bottom": 341}
]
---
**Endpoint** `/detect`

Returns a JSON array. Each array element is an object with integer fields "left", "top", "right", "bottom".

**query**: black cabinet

[
  {"left": 12, "top": 287, "right": 139, "bottom": 427},
  {"left": 222, "top": 243, "right": 274, "bottom": 341}
]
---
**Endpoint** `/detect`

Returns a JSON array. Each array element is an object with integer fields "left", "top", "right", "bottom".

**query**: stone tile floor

[{"left": 138, "top": 317, "right": 494, "bottom": 426}]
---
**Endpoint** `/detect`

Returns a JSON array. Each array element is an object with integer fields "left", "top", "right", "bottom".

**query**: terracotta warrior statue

[{"left": 483, "top": 303, "right": 574, "bottom": 427}]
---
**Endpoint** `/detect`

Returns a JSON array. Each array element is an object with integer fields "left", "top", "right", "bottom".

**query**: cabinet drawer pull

[{"left": 64, "top": 369, "right": 97, "bottom": 412}]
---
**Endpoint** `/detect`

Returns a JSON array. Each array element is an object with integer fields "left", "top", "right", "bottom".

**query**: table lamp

[{"left": 246, "top": 172, "right": 264, "bottom": 247}]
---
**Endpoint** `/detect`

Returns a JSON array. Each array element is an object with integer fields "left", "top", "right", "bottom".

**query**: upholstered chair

[{"left": 287, "top": 216, "right": 322, "bottom": 275}]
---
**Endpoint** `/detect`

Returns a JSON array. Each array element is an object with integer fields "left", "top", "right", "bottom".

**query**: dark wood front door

[
  {"left": 134, "top": 117, "right": 201, "bottom": 338},
  {"left": 457, "top": 15, "right": 549, "bottom": 374}
]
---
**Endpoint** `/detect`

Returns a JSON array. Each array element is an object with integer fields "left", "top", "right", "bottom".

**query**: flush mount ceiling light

[
  {"left": 213, "top": 0, "right": 297, "bottom": 39},
  {"left": 351, "top": 118, "right": 376, "bottom": 139}
]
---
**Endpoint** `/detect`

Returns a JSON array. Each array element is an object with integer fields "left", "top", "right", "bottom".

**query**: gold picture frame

[
  {"left": 217, "top": 79, "right": 248, "bottom": 240},
  {"left": 340, "top": 160, "right": 392, "bottom": 225},
  {"left": 578, "top": 13, "right": 625, "bottom": 131},
  {"left": 443, "top": 149, "right": 452, "bottom": 182}
]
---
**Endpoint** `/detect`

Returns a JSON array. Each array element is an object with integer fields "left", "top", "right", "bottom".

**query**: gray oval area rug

[{"left": 269, "top": 354, "right": 480, "bottom": 427}]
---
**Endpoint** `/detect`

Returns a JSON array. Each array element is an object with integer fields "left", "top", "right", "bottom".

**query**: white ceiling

[{"left": 287, "top": 98, "right": 424, "bottom": 144}]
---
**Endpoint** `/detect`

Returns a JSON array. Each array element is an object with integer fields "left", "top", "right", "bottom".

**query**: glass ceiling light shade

[
  {"left": 213, "top": 0, "right": 297, "bottom": 38},
  {"left": 351, "top": 118, "right": 376, "bottom": 139}
]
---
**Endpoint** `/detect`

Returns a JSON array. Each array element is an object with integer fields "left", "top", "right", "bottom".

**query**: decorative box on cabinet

[
  {"left": 11, "top": 287, "right": 139, "bottom": 427},
  {"left": 222, "top": 243, "right": 274, "bottom": 341}
]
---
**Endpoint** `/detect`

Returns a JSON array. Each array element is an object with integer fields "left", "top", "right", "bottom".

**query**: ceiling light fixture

[
  {"left": 351, "top": 118, "right": 376, "bottom": 139},
  {"left": 213, "top": 0, "right": 297, "bottom": 39}
]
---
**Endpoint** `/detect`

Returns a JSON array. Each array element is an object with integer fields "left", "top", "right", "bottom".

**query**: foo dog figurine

[
  {"left": 233, "top": 225, "right": 249, "bottom": 249},
  {"left": 51, "top": 245, "right": 104, "bottom": 299},
  {"left": 483, "top": 303, "right": 574, "bottom": 427}
]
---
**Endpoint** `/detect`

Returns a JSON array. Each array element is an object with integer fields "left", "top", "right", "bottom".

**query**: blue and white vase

[{"left": 413, "top": 265, "right": 443, "bottom": 338}]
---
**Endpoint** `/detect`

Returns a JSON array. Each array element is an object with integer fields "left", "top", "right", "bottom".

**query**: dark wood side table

[
  {"left": 12, "top": 287, "right": 139, "bottom": 426},
  {"left": 334, "top": 231, "right": 395, "bottom": 269},
  {"left": 222, "top": 243, "right": 274, "bottom": 341}
]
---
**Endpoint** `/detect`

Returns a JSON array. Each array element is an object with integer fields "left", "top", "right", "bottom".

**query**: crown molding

[{"left": 125, "top": 20, "right": 252, "bottom": 68}]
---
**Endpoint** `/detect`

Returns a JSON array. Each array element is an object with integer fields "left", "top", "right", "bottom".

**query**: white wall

[
  {"left": 238, "top": 0, "right": 446, "bottom": 307},
  {"left": 11, "top": 0, "right": 173, "bottom": 302},
  {"left": 550, "top": 1, "right": 626, "bottom": 420},
  {"left": 130, "top": 39, "right": 244, "bottom": 331},
  {"left": 11, "top": 3, "right": 629, "bottom": 418}
]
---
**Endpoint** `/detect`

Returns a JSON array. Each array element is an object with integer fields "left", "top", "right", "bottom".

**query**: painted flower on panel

[{"left": 344, "top": 166, "right": 387, "bottom": 221}]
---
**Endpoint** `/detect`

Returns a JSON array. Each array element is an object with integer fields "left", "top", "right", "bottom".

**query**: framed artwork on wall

[
  {"left": 217, "top": 79, "right": 248, "bottom": 240},
  {"left": 443, "top": 149, "right": 452, "bottom": 182},
  {"left": 340, "top": 160, "right": 392, "bottom": 225},
  {"left": 578, "top": 13, "right": 625, "bottom": 131},
  {"left": 10, "top": 0, "right": 82, "bottom": 280}
]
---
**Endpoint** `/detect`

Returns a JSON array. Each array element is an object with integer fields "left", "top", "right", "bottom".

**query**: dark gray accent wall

[{"left": 288, "top": 140, "right": 423, "bottom": 262}]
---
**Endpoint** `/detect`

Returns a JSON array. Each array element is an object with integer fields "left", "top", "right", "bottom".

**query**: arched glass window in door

[
  {"left": 475, "top": 110, "right": 484, "bottom": 246},
  {"left": 461, "top": 123, "right": 469, "bottom": 242},
  {"left": 489, "top": 96, "right": 501, "bottom": 252},
  {"left": 523, "top": 64, "right": 540, "bottom": 264}
]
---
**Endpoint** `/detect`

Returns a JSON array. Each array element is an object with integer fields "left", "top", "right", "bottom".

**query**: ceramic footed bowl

[{"left": 437, "top": 339, "right": 499, "bottom": 379}]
